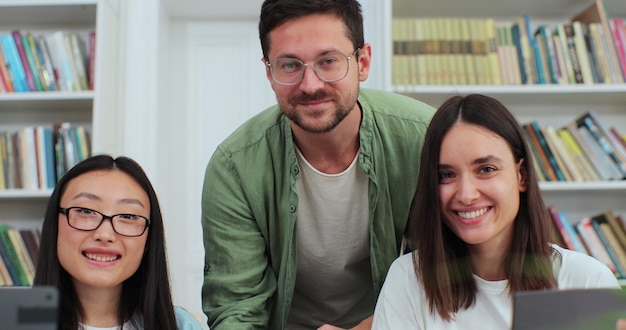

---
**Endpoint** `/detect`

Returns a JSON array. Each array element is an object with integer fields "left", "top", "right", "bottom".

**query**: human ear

[{"left": 518, "top": 158, "right": 528, "bottom": 192}]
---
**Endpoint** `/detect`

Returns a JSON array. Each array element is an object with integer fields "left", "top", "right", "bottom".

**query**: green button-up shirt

[{"left": 202, "top": 88, "right": 434, "bottom": 329}]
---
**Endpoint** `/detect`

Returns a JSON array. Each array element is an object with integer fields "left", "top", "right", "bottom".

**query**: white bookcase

[
  {"left": 0, "top": 0, "right": 121, "bottom": 228},
  {"left": 379, "top": 0, "right": 626, "bottom": 223}
]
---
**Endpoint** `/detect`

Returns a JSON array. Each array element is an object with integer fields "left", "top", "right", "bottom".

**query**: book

[
  {"left": 0, "top": 224, "right": 29, "bottom": 285},
  {"left": 6, "top": 227, "right": 34, "bottom": 285},
  {"left": 36, "top": 35, "right": 57, "bottom": 91},
  {"left": 522, "top": 123, "right": 556, "bottom": 181},
  {"left": 45, "top": 31, "right": 76, "bottom": 91},
  {"left": 611, "top": 18, "right": 626, "bottom": 81},
  {"left": 555, "top": 24, "right": 577, "bottom": 84},
  {"left": 578, "top": 125, "right": 623, "bottom": 180},
  {"left": 0, "top": 48, "right": 13, "bottom": 92},
  {"left": 563, "top": 121, "right": 614, "bottom": 181},
  {"left": 18, "top": 228, "right": 40, "bottom": 269},
  {"left": 576, "top": 217, "right": 617, "bottom": 274},
  {"left": 88, "top": 30, "right": 96, "bottom": 90},
  {"left": 549, "top": 33, "right": 567, "bottom": 85},
  {"left": 571, "top": 21, "right": 595, "bottom": 84},
  {"left": 0, "top": 254, "right": 12, "bottom": 286},
  {"left": 545, "top": 126, "right": 584, "bottom": 181},
  {"left": 576, "top": 112, "right": 626, "bottom": 178},
  {"left": 23, "top": 32, "right": 46, "bottom": 91},
  {"left": 588, "top": 22, "right": 612, "bottom": 83},
  {"left": 571, "top": 0, "right": 625, "bottom": 83},
  {"left": 0, "top": 226, "right": 17, "bottom": 285},
  {"left": 548, "top": 206, "right": 576, "bottom": 251},
  {"left": 18, "top": 127, "right": 39, "bottom": 190},
  {"left": 0, "top": 34, "right": 29, "bottom": 92},
  {"left": 541, "top": 125, "right": 573, "bottom": 181},
  {"left": 557, "top": 127, "right": 599, "bottom": 181},
  {"left": 603, "top": 210, "right": 626, "bottom": 252},
  {"left": 591, "top": 217, "right": 626, "bottom": 278},
  {"left": 10, "top": 30, "right": 37, "bottom": 91},
  {"left": 610, "top": 127, "right": 626, "bottom": 151},
  {"left": 67, "top": 32, "right": 89, "bottom": 90},
  {"left": 34, "top": 126, "right": 56, "bottom": 189},
  {"left": 529, "top": 121, "right": 567, "bottom": 181},
  {"left": 510, "top": 21, "right": 529, "bottom": 84},
  {"left": 563, "top": 24, "right": 585, "bottom": 84},
  {"left": 534, "top": 25, "right": 559, "bottom": 84}
]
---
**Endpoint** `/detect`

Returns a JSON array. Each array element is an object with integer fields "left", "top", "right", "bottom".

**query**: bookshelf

[
  {"left": 0, "top": 0, "right": 121, "bottom": 232},
  {"left": 380, "top": 0, "right": 626, "bottom": 223}
]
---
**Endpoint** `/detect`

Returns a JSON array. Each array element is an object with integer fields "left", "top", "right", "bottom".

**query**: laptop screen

[
  {"left": 0, "top": 286, "right": 58, "bottom": 330},
  {"left": 512, "top": 287, "right": 626, "bottom": 330}
]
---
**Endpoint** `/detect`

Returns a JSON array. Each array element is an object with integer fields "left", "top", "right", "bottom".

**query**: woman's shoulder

[
  {"left": 552, "top": 244, "right": 621, "bottom": 288},
  {"left": 173, "top": 306, "right": 205, "bottom": 330}
]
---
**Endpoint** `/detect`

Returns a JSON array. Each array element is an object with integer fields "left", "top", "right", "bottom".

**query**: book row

[
  {"left": 391, "top": 1, "right": 626, "bottom": 85},
  {"left": 523, "top": 112, "right": 626, "bottom": 182},
  {"left": 0, "top": 123, "right": 91, "bottom": 191},
  {"left": 549, "top": 207, "right": 626, "bottom": 279},
  {"left": 0, "top": 29, "right": 95, "bottom": 93},
  {"left": 0, "top": 224, "right": 40, "bottom": 286}
]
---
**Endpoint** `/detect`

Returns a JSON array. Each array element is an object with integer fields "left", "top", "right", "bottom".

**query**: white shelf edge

[
  {"left": 0, "top": 90, "right": 94, "bottom": 101},
  {"left": 0, "top": 0, "right": 98, "bottom": 6},
  {"left": 0, "top": 189, "right": 53, "bottom": 198},
  {"left": 539, "top": 181, "right": 626, "bottom": 192},
  {"left": 393, "top": 84, "right": 626, "bottom": 95}
]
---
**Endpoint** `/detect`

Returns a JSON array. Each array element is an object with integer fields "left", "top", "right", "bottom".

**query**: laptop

[
  {"left": 0, "top": 286, "right": 58, "bottom": 330},
  {"left": 512, "top": 287, "right": 626, "bottom": 330}
]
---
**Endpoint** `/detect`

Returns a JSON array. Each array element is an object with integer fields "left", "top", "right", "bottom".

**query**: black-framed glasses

[
  {"left": 59, "top": 207, "right": 151, "bottom": 237},
  {"left": 266, "top": 48, "right": 360, "bottom": 86}
]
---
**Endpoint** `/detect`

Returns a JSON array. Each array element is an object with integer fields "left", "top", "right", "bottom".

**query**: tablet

[
  {"left": 512, "top": 287, "right": 626, "bottom": 330},
  {"left": 0, "top": 286, "right": 58, "bottom": 330}
]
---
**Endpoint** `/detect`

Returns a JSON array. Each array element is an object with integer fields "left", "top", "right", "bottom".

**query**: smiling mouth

[
  {"left": 84, "top": 252, "right": 120, "bottom": 262},
  {"left": 456, "top": 207, "right": 490, "bottom": 219}
]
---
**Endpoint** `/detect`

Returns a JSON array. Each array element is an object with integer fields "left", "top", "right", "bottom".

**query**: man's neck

[{"left": 292, "top": 107, "right": 362, "bottom": 174}]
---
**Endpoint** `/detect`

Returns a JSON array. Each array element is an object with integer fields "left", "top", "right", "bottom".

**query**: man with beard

[{"left": 201, "top": 0, "right": 434, "bottom": 329}]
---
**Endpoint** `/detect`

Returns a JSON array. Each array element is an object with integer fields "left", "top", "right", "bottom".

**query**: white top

[
  {"left": 372, "top": 245, "right": 621, "bottom": 330},
  {"left": 81, "top": 306, "right": 203, "bottom": 330},
  {"left": 288, "top": 147, "right": 373, "bottom": 329}
]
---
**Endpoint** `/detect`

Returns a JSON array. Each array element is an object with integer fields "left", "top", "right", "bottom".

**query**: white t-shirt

[
  {"left": 287, "top": 147, "right": 373, "bottom": 329},
  {"left": 372, "top": 245, "right": 621, "bottom": 330},
  {"left": 80, "top": 306, "right": 202, "bottom": 330}
]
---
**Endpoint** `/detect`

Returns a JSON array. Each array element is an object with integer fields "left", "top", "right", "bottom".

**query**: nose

[
  {"left": 456, "top": 175, "right": 480, "bottom": 205},
  {"left": 92, "top": 218, "right": 117, "bottom": 242},
  {"left": 298, "top": 64, "right": 325, "bottom": 93}
]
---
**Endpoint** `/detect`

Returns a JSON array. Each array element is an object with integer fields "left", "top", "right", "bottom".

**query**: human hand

[{"left": 617, "top": 318, "right": 626, "bottom": 330}]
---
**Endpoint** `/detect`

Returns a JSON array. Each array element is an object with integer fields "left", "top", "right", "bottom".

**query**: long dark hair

[
  {"left": 409, "top": 94, "right": 556, "bottom": 320},
  {"left": 33, "top": 154, "right": 178, "bottom": 329},
  {"left": 259, "top": 0, "right": 364, "bottom": 59}
]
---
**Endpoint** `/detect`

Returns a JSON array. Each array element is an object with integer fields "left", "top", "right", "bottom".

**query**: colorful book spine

[
  {"left": 11, "top": 30, "right": 37, "bottom": 91},
  {"left": 0, "top": 34, "right": 29, "bottom": 92}
]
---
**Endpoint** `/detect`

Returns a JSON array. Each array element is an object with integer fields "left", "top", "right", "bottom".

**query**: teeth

[
  {"left": 457, "top": 207, "right": 488, "bottom": 219},
  {"left": 85, "top": 253, "right": 118, "bottom": 262}
]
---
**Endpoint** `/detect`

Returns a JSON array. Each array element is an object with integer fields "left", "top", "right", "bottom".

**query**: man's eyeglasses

[
  {"left": 59, "top": 207, "right": 150, "bottom": 237},
  {"left": 266, "top": 48, "right": 360, "bottom": 86}
]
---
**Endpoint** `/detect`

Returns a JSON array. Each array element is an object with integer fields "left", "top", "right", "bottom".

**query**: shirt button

[
  {"left": 289, "top": 205, "right": 296, "bottom": 213},
  {"left": 292, "top": 166, "right": 299, "bottom": 175}
]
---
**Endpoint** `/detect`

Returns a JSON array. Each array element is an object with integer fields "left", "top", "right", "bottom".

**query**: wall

[{"left": 117, "top": 0, "right": 386, "bottom": 326}]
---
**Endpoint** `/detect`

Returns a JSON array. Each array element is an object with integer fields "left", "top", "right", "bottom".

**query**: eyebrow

[
  {"left": 439, "top": 155, "right": 504, "bottom": 169},
  {"left": 275, "top": 48, "right": 342, "bottom": 60},
  {"left": 71, "top": 192, "right": 146, "bottom": 208}
]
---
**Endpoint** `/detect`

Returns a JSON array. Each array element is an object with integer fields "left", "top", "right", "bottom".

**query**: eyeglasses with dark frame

[
  {"left": 59, "top": 207, "right": 151, "bottom": 237},
  {"left": 266, "top": 48, "right": 360, "bottom": 86}
]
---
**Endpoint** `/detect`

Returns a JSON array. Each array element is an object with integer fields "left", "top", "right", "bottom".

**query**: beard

[{"left": 279, "top": 87, "right": 359, "bottom": 134}]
